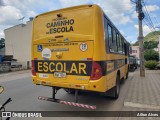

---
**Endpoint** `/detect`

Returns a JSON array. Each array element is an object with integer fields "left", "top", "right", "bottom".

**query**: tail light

[
  {"left": 32, "top": 60, "right": 36, "bottom": 76},
  {"left": 90, "top": 62, "right": 102, "bottom": 80}
]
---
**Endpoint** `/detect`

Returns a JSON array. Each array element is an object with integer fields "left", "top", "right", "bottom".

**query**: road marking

[{"left": 124, "top": 102, "right": 160, "bottom": 110}]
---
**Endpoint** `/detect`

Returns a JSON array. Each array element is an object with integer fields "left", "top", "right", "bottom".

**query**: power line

[
  {"left": 143, "top": 19, "right": 158, "bottom": 40},
  {"left": 142, "top": 0, "right": 159, "bottom": 38},
  {"left": 153, "top": 17, "right": 160, "bottom": 28},
  {"left": 143, "top": 18, "right": 159, "bottom": 39},
  {"left": 142, "top": 1, "right": 155, "bottom": 29}
]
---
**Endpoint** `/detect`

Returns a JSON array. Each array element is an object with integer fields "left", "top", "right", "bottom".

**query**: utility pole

[
  {"left": 131, "top": 0, "right": 145, "bottom": 76},
  {"left": 158, "top": 35, "right": 160, "bottom": 63},
  {"left": 135, "top": 0, "right": 145, "bottom": 77}
]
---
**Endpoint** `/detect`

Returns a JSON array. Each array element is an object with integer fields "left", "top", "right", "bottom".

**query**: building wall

[
  {"left": 4, "top": 21, "right": 32, "bottom": 68},
  {"left": 131, "top": 46, "right": 140, "bottom": 59}
]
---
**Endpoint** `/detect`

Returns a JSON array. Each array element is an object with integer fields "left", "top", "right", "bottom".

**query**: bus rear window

[{"left": 33, "top": 8, "right": 94, "bottom": 40}]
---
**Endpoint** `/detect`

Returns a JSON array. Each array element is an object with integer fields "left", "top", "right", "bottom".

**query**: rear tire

[
  {"left": 111, "top": 74, "right": 120, "bottom": 99},
  {"left": 126, "top": 71, "right": 129, "bottom": 79}
]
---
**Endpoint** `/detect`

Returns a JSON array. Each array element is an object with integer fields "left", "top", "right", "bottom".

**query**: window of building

[{"left": 132, "top": 50, "right": 137, "bottom": 53}]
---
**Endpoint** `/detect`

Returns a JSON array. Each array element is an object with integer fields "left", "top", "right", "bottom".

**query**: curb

[{"left": 124, "top": 102, "right": 160, "bottom": 110}]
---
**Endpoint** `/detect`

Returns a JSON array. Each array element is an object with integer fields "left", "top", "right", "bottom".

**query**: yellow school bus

[{"left": 31, "top": 4, "right": 130, "bottom": 109}]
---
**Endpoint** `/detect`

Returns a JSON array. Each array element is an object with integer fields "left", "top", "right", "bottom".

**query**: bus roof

[{"left": 35, "top": 4, "right": 100, "bottom": 18}]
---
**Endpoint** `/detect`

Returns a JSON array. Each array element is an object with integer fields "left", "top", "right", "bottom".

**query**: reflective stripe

[{"left": 60, "top": 100, "right": 96, "bottom": 110}]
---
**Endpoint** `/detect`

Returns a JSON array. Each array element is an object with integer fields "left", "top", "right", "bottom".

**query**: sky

[{"left": 0, "top": 0, "right": 160, "bottom": 43}]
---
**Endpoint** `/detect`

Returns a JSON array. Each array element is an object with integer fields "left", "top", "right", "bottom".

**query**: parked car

[
  {"left": 137, "top": 59, "right": 140, "bottom": 67},
  {"left": 3, "top": 61, "right": 22, "bottom": 69},
  {"left": 10, "top": 61, "right": 22, "bottom": 68},
  {"left": 129, "top": 56, "right": 138, "bottom": 71}
]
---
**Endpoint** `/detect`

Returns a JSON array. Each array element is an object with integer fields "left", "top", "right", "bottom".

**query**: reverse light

[{"left": 90, "top": 62, "right": 102, "bottom": 80}]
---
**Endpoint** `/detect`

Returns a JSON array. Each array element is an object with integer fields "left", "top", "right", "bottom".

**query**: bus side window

[
  {"left": 127, "top": 44, "right": 130, "bottom": 56},
  {"left": 119, "top": 36, "right": 122, "bottom": 53},
  {"left": 104, "top": 16, "right": 109, "bottom": 53},
  {"left": 113, "top": 30, "right": 118, "bottom": 52},
  {"left": 121, "top": 38, "right": 125, "bottom": 54},
  {"left": 116, "top": 33, "right": 119, "bottom": 52},
  {"left": 108, "top": 24, "right": 114, "bottom": 52},
  {"left": 124, "top": 43, "right": 127, "bottom": 55}
]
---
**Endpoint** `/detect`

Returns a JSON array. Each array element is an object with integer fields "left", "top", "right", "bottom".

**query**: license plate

[
  {"left": 54, "top": 72, "right": 66, "bottom": 78},
  {"left": 39, "top": 73, "right": 48, "bottom": 78}
]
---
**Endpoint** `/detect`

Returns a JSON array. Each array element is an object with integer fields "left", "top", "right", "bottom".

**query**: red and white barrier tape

[
  {"left": 60, "top": 100, "right": 96, "bottom": 110},
  {"left": 38, "top": 96, "right": 96, "bottom": 110}
]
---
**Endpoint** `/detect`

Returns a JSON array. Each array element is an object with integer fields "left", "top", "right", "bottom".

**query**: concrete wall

[{"left": 4, "top": 21, "right": 32, "bottom": 68}]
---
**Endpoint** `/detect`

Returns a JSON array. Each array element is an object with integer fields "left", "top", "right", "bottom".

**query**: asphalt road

[{"left": 0, "top": 70, "right": 134, "bottom": 120}]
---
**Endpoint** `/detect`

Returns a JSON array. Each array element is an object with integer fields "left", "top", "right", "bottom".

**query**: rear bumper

[{"left": 32, "top": 76, "right": 107, "bottom": 92}]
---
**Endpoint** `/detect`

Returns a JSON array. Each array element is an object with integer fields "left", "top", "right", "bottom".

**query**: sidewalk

[{"left": 123, "top": 69, "right": 160, "bottom": 110}]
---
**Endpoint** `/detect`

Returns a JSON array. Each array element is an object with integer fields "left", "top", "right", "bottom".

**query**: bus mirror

[{"left": 0, "top": 85, "right": 4, "bottom": 94}]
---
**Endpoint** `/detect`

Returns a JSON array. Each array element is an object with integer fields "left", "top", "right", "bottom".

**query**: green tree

[
  {"left": 0, "top": 38, "right": 5, "bottom": 49},
  {"left": 143, "top": 41, "right": 158, "bottom": 50},
  {"left": 144, "top": 49, "right": 159, "bottom": 61},
  {"left": 144, "top": 31, "right": 160, "bottom": 42}
]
